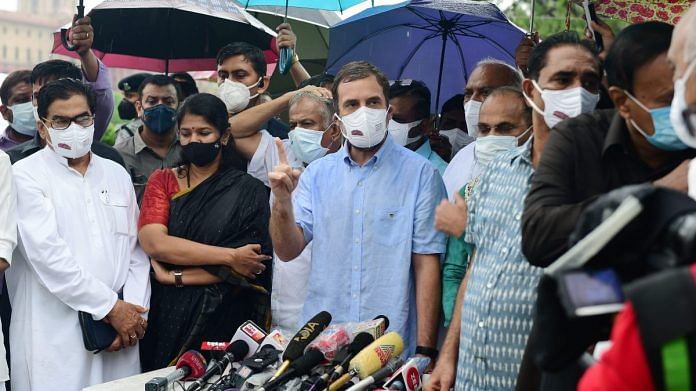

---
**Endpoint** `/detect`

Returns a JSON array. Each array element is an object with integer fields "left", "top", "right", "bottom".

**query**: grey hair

[
  {"left": 289, "top": 92, "right": 335, "bottom": 128},
  {"left": 475, "top": 57, "right": 524, "bottom": 87}
]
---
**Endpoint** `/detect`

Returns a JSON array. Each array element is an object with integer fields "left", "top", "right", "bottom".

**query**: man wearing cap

[{"left": 114, "top": 73, "right": 150, "bottom": 146}]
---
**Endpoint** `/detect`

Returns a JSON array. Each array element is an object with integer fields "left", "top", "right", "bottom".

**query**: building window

[
  {"left": 14, "top": 47, "right": 19, "bottom": 61},
  {"left": 27, "top": 30, "right": 31, "bottom": 38},
  {"left": 38, "top": 50, "right": 43, "bottom": 60},
  {"left": 2, "top": 46, "right": 6, "bottom": 58},
  {"left": 27, "top": 49, "right": 32, "bottom": 63}
]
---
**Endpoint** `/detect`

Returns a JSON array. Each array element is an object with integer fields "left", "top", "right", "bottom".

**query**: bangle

[
  {"left": 174, "top": 269, "right": 183, "bottom": 288},
  {"left": 292, "top": 52, "right": 300, "bottom": 65},
  {"left": 415, "top": 346, "right": 438, "bottom": 360}
]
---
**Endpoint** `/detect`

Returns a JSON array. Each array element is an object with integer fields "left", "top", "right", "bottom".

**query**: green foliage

[{"left": 490, "top": 0, "right": 630, "bottom": 39}]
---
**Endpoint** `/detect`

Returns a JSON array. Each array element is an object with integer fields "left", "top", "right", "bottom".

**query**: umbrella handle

[
  {"left": 61, "top": 3, "right": 85, "bottom": 52},
  {"left": 278, "top": 47, "right": 294, "bottom": 75}
]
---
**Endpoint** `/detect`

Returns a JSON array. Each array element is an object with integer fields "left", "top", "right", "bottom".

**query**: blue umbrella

[
  {"left": 241, "top": 0, "right": 367, "bottom": 74},
  {"left": 327, "top": 0, "right": 525, "bottom": 113}
]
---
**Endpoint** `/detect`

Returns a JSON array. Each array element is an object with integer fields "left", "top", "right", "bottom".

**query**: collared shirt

[
  {"left": 293, "top": 135, "right": 447, "bottom": 354},
  {"left": 8, "top": 147, "right": 150, "bottom": 390},
  {"left": 0, "top": 129, "right": 22, "bottom": 151},
  {"left": 114, "top": 127, "right": 181, "bottom": 202},
  {"left": 443, "top": 142, "right": 482, "bottom": 201},
  {"left": 522, "top": 109, "right": 696, "bottom": 267},
  {"left": 456, "top": 140, "right": 543, "bottom": 390},
  {"left": 415, "top": 139, "right": 448, "bottom": 177}
]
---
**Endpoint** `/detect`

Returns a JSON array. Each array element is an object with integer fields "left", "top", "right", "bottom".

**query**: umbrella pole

[
  {"left": 434, "top": 33, "right": 448, "bottom": 129},
  {"left": 530, "top": 0, "right": 536, "bottom": 33}
]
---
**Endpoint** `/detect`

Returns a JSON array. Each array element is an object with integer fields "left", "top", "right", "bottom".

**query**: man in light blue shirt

[
  {"left": 269, "top": 61, "right": 445, "bottom": 356},
  {"left": 387, "top": 79, "right": 448, "bottom": 176}
]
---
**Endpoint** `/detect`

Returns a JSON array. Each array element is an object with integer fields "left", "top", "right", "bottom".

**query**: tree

[{"left": 490, "top": 0, "right": 629, "bottom": 39}]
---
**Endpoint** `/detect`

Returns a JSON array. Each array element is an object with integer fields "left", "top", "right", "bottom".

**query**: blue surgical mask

[
  {"left": 143, "top": 104, "right": 177, "bottom": 135},
  {"left": 625, "top": 90, "right": 688, "bottom": 151},
  {"left": 9, "top": 101, "right": 37, "bottom": 137},
  {"left": 289, "top": 126, "right": 330, "bottom": 164}
]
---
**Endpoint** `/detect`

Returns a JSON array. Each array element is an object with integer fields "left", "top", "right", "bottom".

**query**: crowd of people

[{"left": 0, "top": 3, "right": 695, "bottom": 391}]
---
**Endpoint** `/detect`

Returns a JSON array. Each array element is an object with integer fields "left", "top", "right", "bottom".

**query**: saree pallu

[{"left": 140, "top": 167, "right": 272, "bottom": 371}]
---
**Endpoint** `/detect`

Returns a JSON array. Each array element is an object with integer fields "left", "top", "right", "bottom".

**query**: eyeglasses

[{"left": 42, "top": 114, "right": 94, "bottom": 130}]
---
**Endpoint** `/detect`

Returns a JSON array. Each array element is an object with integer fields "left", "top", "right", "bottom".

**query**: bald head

[
  {"left": 669, "top": 5, "right": 696, "bottom": 80},
  {"left": 464, "top": 59, "right": 522, "bottom": 104}
]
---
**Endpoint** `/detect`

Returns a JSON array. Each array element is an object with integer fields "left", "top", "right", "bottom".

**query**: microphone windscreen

[
  {"left": 177, "top": 350, "right": 207, "bottom": 379},
  {"left": 292, "top": 349, "right": 325, "bottom": 375},
  {"left": 349, "top": 332, "right": 404, "bottom": 379},
  {"left": 348, "top": 333, "right": 375, "bottom": 354},
  {"left": 373, "top": 315, "right": 390, "bottom": 330},
  {"left": 226, "top": 340, "right": 250, "bottom": 361},
  {"left": 284, "top": 311, "right": 332, "bottom": 361}
]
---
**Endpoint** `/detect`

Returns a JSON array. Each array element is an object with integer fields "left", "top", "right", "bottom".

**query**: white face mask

[
  {"left": 525, "top": 80, "right": 600, "bottom": 128},
  {"left": 672, "top": 60, "right": 696, "bottom": 148},
  {"left": 9, "top": 101, "right": 38, "bottom": 137},
  {"left": 46, "top": 122, "right": 94, "bottom": 159},
  {"left": 388, "top": 119, "right": 422, "bottom": 146},
  {"left": 464, "top": 99, "right": 482, "bottom": 138},
  {"left": 474, "top": 126, "right": 532, "bottom": 167},
  {"left": 218, "top": 77, "right": 261, "bottom": 114},
  {"left": 336, "top": 106, "right": 389, "bottom": 149},
  {"left": 288, "top": 126, "right": 331, "bottom": 164}
]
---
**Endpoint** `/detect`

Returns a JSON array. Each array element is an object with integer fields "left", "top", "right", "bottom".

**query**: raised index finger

[{"left": 275, "top": 138, "right": 288, "bottom": 165}]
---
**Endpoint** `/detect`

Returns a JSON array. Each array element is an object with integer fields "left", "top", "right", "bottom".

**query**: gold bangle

[{"left": 292, "top": 52, "right": 300, "bottom": 65}]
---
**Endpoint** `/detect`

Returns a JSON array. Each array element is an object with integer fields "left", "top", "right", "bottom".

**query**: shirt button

[
  {"left": 352, "top": 294, "right": 358, "bottom": 299},
  {"left": 355, "top": 209, "right": 360, "bottom": 215},
  {"left": 515, "top": 212, "right": 522, "bottom": 221},
  {"left": 478, "top": 321, "right": 485, "bottom": 328},
  {"left": 486, "top": 282, "right": 494, "bottom": 289},
  {"left": 357, "top": 181, "right": 363, "bottom": 187},
  {"left": 353, "top": 266, "right": 358, "bottom": 271},
  {"left": 502, "top": 248, "right": 508, "bottom": 255},
  {"left": 354, "top": 238, "right": 359, "bottom": 244}
]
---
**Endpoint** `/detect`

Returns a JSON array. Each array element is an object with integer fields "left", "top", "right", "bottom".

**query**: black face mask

[
  {"left": 118, "top": 99, "right": 137, "bottom": 120},
  {"left": 182, "top": 139, "right": 222, "bottom": 167}
]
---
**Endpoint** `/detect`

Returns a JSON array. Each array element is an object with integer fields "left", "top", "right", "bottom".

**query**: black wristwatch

[{"left": 415, "top": 345, "right": 439, "bottom": 360}]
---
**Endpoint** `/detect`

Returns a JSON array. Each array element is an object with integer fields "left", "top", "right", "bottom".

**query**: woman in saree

[{"left": 137, "top": 93, "right": 272, "bottom": 371}]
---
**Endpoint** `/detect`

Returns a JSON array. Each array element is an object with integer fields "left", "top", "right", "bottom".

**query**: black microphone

[
  {"left": 258, "top": 349, "right": 325, "bottom": 391},
  {"left": 186, "top": 340, "right": 249, "bottom": 391},
  {"left": 267, "top": 311, "right": 332, "bottom": 383},
  {"left": 310, "top": 332, "right": 375, "bottom": 391}
]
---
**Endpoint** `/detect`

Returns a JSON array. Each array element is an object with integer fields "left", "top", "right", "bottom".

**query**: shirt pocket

[
  {"left": 100, "top": 192, "right": 130, "bottom": 236},
  {"left": 371, "top": 207, "right": 409, "bottom": 247}
]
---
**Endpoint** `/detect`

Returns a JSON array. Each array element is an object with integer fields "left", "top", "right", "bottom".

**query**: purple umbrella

[{"left": 327, "top": 0, "right": 525, "bottom": 113}]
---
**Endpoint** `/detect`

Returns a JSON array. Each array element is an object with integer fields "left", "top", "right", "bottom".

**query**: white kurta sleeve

[
  {"left": 0, "top": 152, "right": 15, "bottom": 264},
  {"left": 122, "top": 186, "right": 151, "bottom": 314},
  {"left": 13, "top": 168, "right": 117, "bottom": 320}
]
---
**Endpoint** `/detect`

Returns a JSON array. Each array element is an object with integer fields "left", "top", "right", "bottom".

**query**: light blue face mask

[
  {"left": 288, "top": 126, "right": 331, "bottom": 165},
  {"left": 9, "top": 101, "right": 38, "bottom": 137},
  {"left": 625, "top": 90, "right": 689, "bottom": 151}
]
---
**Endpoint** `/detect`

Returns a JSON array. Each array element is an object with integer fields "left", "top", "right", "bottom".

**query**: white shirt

[
  {"left": 7, "top": 148, "right": 151, "bottom": 391},
  {"left": 246, "top": 131, "right": 309, "bottom": 336},
  {"left": 247, "top": 130, "right": 300, "bottom": 188},
  {"left": 0, "top": 151, "right": 15, "bottom": 383},
  {"left": 442, "top": 142, "right": 482, "bottom": 201}
]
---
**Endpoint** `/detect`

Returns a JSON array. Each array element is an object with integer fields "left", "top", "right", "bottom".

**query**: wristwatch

[
  {"left": 415, "top": 345, "right": 439, "bottom": 360},
  {"left": 174, "top": 269, "right": 184, "bottom": 288}
]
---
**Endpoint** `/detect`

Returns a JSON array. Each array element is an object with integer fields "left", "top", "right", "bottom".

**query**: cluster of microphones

[{"left": 144, "top": 311, "right": 430, "bottom": 391}]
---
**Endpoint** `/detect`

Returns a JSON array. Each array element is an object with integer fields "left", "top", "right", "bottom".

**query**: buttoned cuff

[{"left": 0, "top": 242, "right": 13, "bottom": 265}]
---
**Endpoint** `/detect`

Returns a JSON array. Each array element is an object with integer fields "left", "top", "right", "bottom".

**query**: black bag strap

[{"left": 626, "top": 267, "right": 696, "bottom": 391}]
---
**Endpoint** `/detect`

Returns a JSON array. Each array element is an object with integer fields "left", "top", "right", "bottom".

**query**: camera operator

[{"left": 579, "top": 7, "right": 696, "bottom": 391}]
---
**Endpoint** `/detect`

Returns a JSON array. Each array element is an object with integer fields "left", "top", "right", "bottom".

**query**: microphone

[
  {"left": 229, "top": 345, "right": 283, "bottom": 388},
  {"left": 229, "top": 320, "right": 268, "bottom": 358},
  {"left": 258, "top": 349, "right": 325, "bottom": 391},
  {"left": 186, "top": 340, "right": 249, "bottom": 391},
  {"left": 267, "top": 311, "right": 332, "bottom": 383},
  {"left": 345, "top": 357, "right": 404, "bottom": 391},
  {"left": 326, "top": 332, "right": 404, "bottom": 391},
  {"left": 313, "top": 332, "right": 375, "bottom": 391},
  {"left": 384, "top": 357, "right": 431, "bottom": 391},
  {"left": 145, "top": 350, "right": 207, "bottom": 391},
  {"left": 351, "top": 315, "right": 390, "bottom": 340}
]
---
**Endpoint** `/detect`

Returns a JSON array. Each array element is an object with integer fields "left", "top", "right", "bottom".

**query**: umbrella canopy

[
  {"left": 240, "top": 0, "right": 365, "bottom": 12},
  {"left": 326, "top": 0, "right": 525, "bottom": 113},
  {"left": 594, "top": 0, "right": 694, "bottom": 25},
  {"left": 236, "top": 3, "right": 342, "bottom": 27},
  {"left": 52, "top": 0, "right": 277, "bottom": 74}
]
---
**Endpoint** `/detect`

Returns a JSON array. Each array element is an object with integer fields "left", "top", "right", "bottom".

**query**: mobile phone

[
  {"left": 557, "top": 268, "right": 624, "bottom": 317},
  {"left": 583, "top": 0, "right": 604, "bottom": 52}
]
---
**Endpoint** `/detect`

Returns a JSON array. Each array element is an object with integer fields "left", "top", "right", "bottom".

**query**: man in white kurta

[
  {"left": 0, "top": 150, "right": 16, "bottom": 391},
  {"left": 7, "top": 79, "right": 150, "bottom": 390}
]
